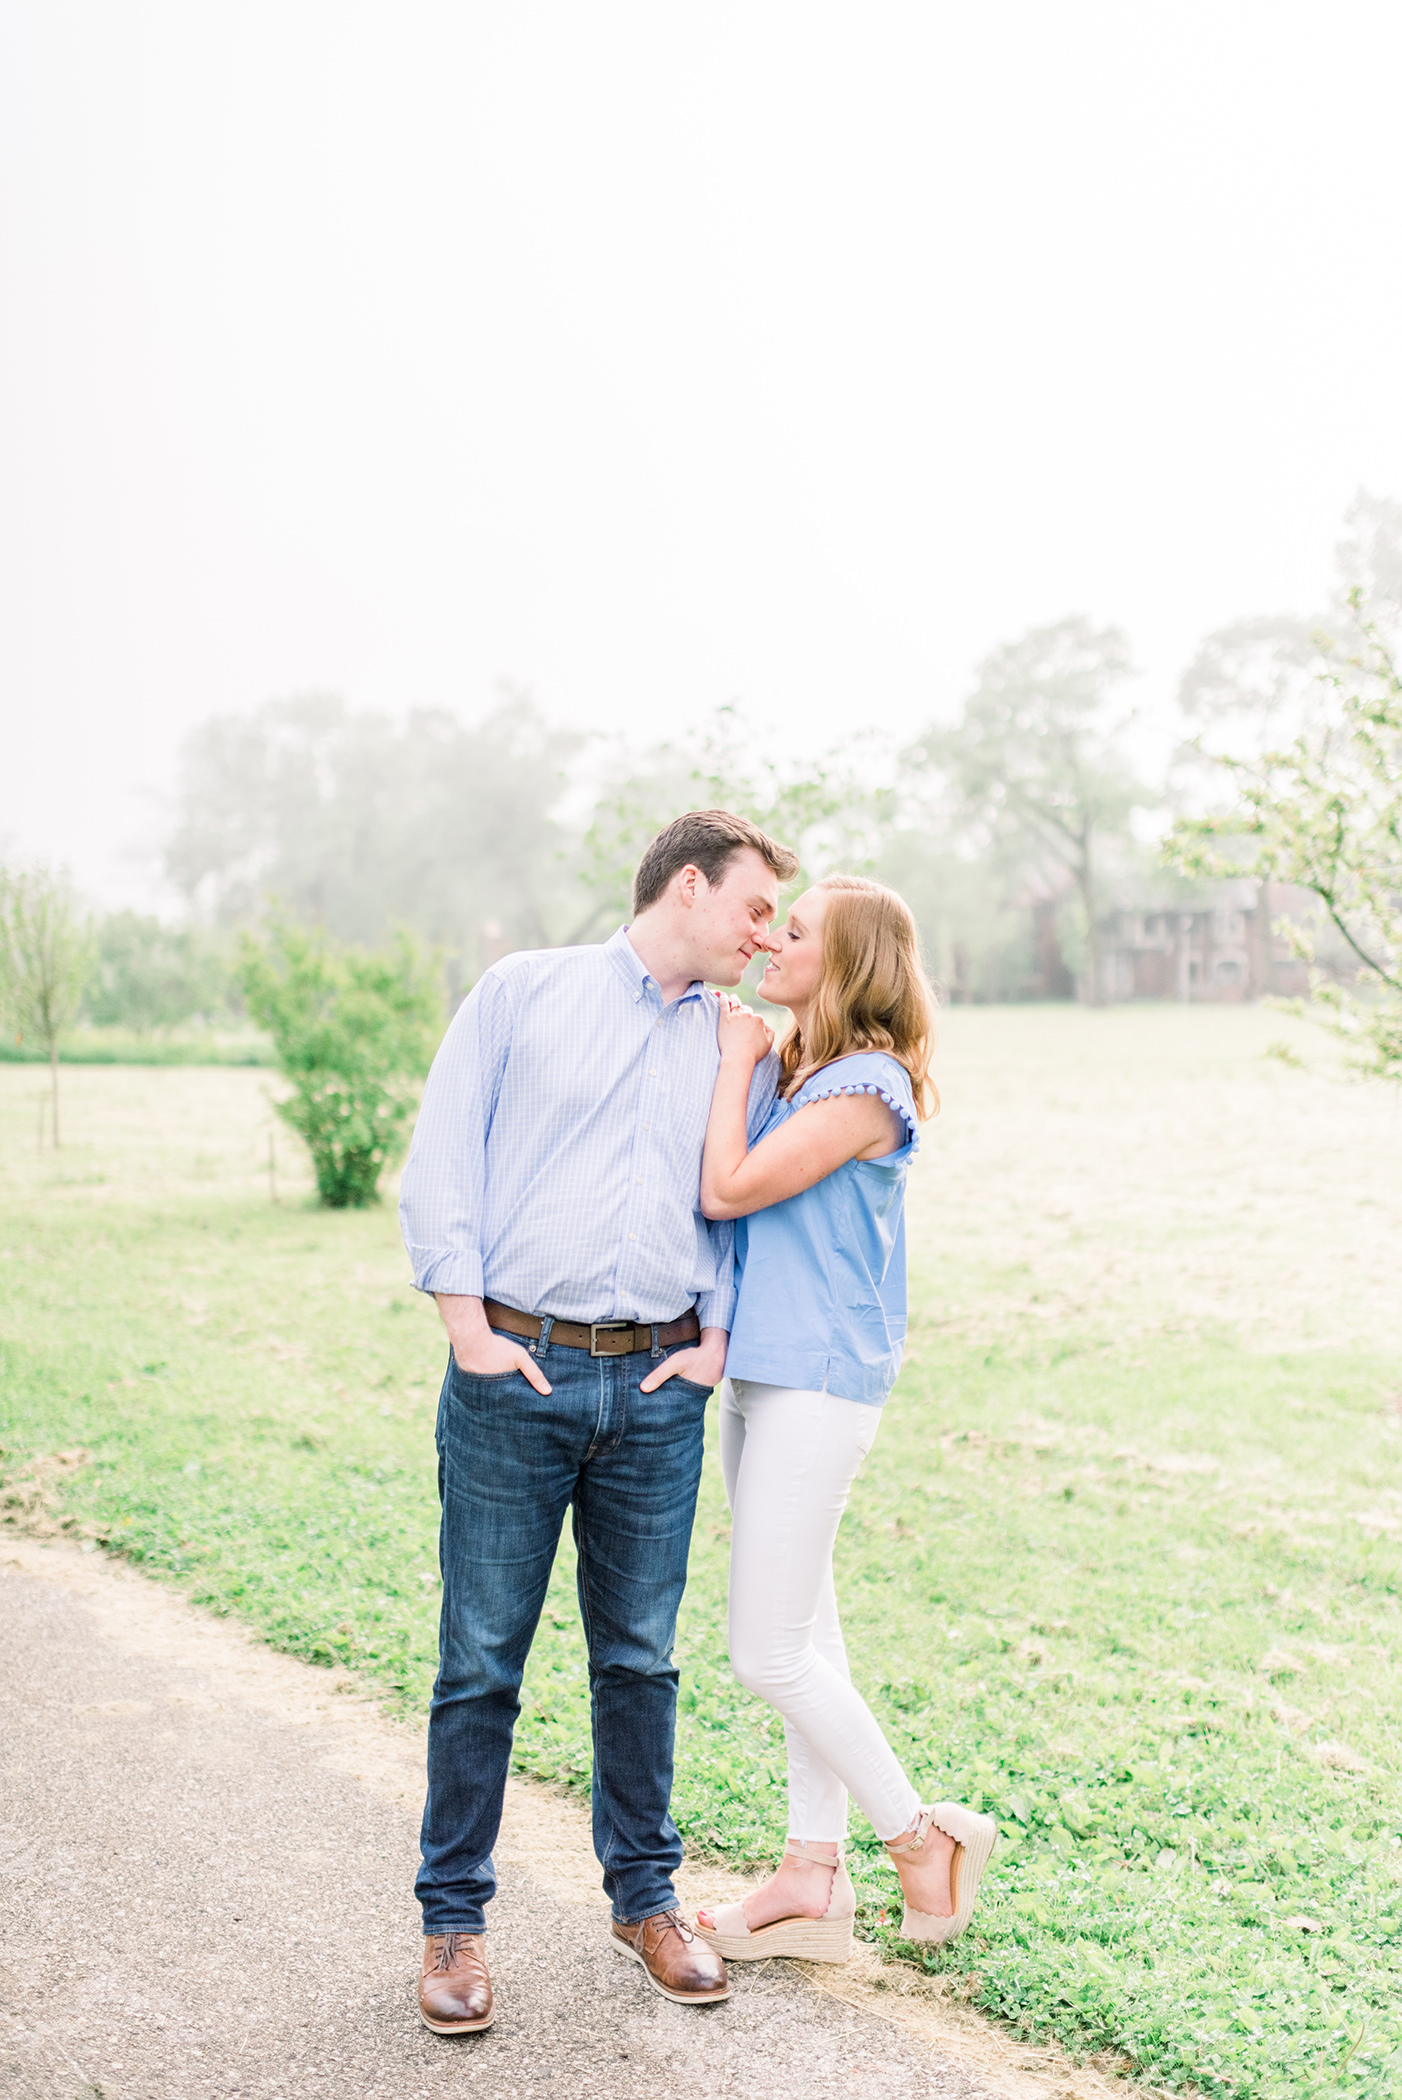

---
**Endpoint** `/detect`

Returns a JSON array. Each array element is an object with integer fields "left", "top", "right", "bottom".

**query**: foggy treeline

[
  {"left": 46, "top": 492, "right": 1402, "bottom": 1034},
  {"left": 166, "top": 693, "right": 599, "bottom": 998},
  {"left": 146, "top": 641, "right": 1160, "bottom": 1015}
]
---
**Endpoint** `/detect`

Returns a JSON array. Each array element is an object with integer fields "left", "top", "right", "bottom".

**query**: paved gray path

[{"left": 0, "top": 1540, "right": 1012, "bottom": 2100}]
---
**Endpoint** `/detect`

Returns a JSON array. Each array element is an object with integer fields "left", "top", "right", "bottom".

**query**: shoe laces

[
  {"left": 431, "top": 1932, "right": 482, "bottom": 1973},
  {"left": 650, "top": 1907, "right": 697, "bottom": 1945}
]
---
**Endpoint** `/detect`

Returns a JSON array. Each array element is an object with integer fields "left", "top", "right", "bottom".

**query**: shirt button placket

[{"left": 626, "top": 1023, "right": 666, "bottom": 1302}]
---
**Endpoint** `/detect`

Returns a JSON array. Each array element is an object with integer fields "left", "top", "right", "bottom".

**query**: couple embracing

[{"left": 398, "top": 809, "right": 996, "bottom": 2032}]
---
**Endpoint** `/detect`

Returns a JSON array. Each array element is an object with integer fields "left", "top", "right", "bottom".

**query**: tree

[
  {"left": 0, "top": 863, "right": 93, "bottom": 1145},
  {"left": 1175, "top": 497, "right": 1402, "bottom": 785},
  {"left": 166, "top": 692, "right": 590, "bottom": 994},
  {"left": 1168, "top": 592, "right": 1402, "bottom": 1084},
  {"left": 871, "top": 818, "right": 1075, "bottom": 1003},
  {"left": 85, "top": 913, "right": 233, "bottom": 1032},
  {"left": 579, "top": 703, "right": 887, "bottom": 930},
  {"left": 239, "top": 916, "right": 444, "bottom": 1207},
  {"left": 910, "top": 618, "right": 1145, "bottom": 1004},
  {"left": 1174, "top": 615, "right": 1320, "bottom": 781}
]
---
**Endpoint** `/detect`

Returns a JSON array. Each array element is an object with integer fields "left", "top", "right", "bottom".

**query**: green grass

[
  {"left": 0, "top": 1026, "right": 272, "bottom": 1065},
  {"left": 3, "top": 1026, "right": 1401, "bottom": 2098}
]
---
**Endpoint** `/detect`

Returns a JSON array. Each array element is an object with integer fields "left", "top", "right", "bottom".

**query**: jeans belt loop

[
  {"left": 650, "top": 1323, "right": 661, "bottom": 1359},
  {"left": 536, "top": 1313, "right": 554, "bottom": 1357}
]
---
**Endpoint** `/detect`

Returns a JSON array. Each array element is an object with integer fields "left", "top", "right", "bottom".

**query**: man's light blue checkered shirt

[{"left": 399, "top": 926, "right": 779, "bottom": 1330}]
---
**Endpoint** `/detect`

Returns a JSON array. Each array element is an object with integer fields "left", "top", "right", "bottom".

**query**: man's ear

[{"left": 674, "top": 863, "right": 701, "bottom": 909}]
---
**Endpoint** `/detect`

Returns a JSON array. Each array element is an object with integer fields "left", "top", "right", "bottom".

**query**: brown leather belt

[{"left": 482, "top": 1298, "right": 701, "bottom": 1358}]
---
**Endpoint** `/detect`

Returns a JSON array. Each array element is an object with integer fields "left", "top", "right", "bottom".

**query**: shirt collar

[{"left": 606, "top": 924, "right": 706, "bottom": 1007}]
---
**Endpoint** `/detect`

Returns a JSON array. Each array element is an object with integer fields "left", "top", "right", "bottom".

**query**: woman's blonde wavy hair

[{"left": 777, "top": 873, "right": 939, "bottom": 1118}]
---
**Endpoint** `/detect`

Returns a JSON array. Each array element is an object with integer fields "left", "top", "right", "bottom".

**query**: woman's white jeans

[{"left": 720, "top": 1377, "right": 921, "bottom": 1845}]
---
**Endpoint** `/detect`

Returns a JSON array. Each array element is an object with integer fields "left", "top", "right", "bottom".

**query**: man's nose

[{"left": 755, "top": 929, "right": 781, "bottom": 955}]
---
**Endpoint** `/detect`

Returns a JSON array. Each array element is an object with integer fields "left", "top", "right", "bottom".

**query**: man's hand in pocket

[
  {"left": 435, "top": 1293, "right": 552, "bottom": 1395},
  {"left": 639, "top": 1327, "right": 728, "bottom": 1394}
]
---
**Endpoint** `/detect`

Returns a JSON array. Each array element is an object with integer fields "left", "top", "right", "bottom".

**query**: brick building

[{"left": 1096, "top": 881, "right": 1311, "bottom": 1003}]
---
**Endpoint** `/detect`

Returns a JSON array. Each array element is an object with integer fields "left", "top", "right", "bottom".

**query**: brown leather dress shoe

[
  {"left": 610, "top": 1908, "right": 730, "bottom": 2004},
  {"left": 419, "top": 1932, "right": 495, "bottom": 2032}
]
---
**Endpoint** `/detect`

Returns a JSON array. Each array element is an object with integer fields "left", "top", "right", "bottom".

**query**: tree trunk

[
  {"left": 1078, "top": 833, "right": 1104, "bottom": 1006},
  {"left": 49, "top": 1040, "right": 60, "bottom": 1147}
]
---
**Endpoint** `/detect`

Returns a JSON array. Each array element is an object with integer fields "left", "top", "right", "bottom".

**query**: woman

[{"left": 694, "top": 874, "right": 996, "bottom": 1965}]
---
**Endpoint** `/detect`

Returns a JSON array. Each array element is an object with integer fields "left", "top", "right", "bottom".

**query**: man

[{"left": 399, "top": 808, "right": 798, "bottom": 2032}]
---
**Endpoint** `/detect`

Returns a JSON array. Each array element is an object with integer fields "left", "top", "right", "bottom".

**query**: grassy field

[
  {"left": 3, "top": 1008, "right": 1401, "bottom": 2098},
  {"left": 0, "top": 1025, "right": 272, "bottom": 1066}
]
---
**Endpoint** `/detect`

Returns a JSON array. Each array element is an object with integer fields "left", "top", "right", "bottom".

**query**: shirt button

[{"left": 629, "top": 1233, "right": 637, "bottom": 1241}]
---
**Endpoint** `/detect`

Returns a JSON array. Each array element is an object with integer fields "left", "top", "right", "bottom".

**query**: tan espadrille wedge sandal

[
  {"left": 884, "top": 1801, "right": 998, "bottom": 1945},
  {"left": 694, "top": 1840, "right": 856, "bottom": 1964}
]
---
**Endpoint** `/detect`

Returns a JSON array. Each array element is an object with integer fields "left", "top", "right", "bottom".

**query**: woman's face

[{"left": 758, "top": 887, "right": 827, "bottom": 1013}]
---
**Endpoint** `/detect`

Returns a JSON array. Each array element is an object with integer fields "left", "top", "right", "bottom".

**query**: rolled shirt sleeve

[
  {"left": 398, "top": 971, "right": 514, "bottom": 1297},
  {"left": 695, "top": 1223, "right": 734, "bottom": 1333}
]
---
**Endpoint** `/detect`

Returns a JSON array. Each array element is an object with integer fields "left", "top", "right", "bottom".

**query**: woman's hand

[{"left": 716, "top": 995, "right": 774, "bottom": 1066}]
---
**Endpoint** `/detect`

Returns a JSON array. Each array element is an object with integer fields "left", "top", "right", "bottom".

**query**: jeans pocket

[
  {"left": 447, "top": 1330, "right": 536, "bottom": 1387},
  {"left": 448, "top": 1361, "right": 526, "bottom": 1399}
]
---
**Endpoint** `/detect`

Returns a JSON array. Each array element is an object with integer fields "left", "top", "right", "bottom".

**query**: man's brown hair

[{"left": 632, "top": 808, "right": 800, "bottom": 915}]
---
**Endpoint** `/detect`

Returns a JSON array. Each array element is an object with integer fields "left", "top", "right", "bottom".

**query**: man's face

[{"left": 683, "top": 847, "right": 781, "bottom": 987}]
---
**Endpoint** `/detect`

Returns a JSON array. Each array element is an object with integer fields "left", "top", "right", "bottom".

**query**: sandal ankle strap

[
  {"left": 785, "top": 1839, "right": 843, "bottom": 1866},
  {"left": 884, "top": 1806, "right": 937, "bottom": 1857}
]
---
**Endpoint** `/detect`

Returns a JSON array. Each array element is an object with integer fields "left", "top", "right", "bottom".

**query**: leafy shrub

[{"left": 239, "top": 916, "right": 443, "bottom": 1207}]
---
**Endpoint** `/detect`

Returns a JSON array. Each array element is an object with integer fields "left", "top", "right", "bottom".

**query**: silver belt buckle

[{"left": 589, "top": 1319, "right": 634, "bottom": 1357}]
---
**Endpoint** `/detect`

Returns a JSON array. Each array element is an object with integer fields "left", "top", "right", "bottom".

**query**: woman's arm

[{"left": 700, "top": 1007, "right": 905, "bottom": 1221}]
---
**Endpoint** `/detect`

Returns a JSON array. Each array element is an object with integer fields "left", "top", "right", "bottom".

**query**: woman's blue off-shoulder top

[{"left": 723, "top": 1050, "right": 919, "bottom": 1406}]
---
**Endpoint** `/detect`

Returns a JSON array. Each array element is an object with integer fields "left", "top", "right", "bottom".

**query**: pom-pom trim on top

[{"left": 793, "top": 1077, "right": 919, "bottom": 1153}]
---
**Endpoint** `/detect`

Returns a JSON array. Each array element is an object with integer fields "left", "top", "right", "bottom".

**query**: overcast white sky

[{"left": 3, "top": 1, "right": 1401, "bottom": 907}]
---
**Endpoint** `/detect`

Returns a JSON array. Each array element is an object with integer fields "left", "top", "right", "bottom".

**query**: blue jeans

[{"left": 416, "top": 1327, "right": 712, "bottom": 1935}]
